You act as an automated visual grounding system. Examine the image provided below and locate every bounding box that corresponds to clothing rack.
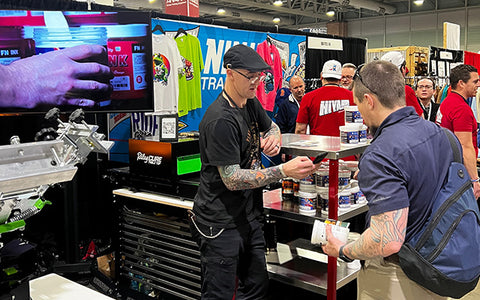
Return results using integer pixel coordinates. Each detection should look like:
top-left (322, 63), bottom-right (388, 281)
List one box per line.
top-left (405, 75), bottom-right (450, 88)
top-left (304, 78), bottom-right (321, 92)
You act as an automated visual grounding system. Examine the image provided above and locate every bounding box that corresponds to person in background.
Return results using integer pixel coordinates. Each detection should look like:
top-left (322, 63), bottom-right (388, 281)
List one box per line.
top-left (0, 44), bottom-right (113, 108)
top-left (190, 44), bottom-right (318, 300)
top-left (380, 51), bottom-right (424, 117)
top-left (341, 63), bottom-right (357, 90)
top-left (322, 60), bottom-right (453, 300)
top-left (436, 64), bottom-right (480, 199)
top-left (276, 75), bottom-right (305, 133)
top-left (295, 59), bottom-right (354, 136)
top-left (416, 77), bottom-right (439, 122)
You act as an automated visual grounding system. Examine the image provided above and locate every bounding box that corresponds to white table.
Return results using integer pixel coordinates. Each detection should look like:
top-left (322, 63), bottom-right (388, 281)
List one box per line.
top-left (30, 273), bottom-right (114, 300)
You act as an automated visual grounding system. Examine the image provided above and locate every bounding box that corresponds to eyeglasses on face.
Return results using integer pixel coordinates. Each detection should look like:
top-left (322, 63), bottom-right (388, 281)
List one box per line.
top-left (417, 85), bottom-right (433, 90)
top-left (231, 69), bottom-right (266, 84)
top-left (342, 75), bottom-right (354, 80)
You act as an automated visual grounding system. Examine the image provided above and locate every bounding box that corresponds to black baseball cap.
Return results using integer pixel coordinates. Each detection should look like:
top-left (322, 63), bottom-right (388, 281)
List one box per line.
top-left (223, 44), bottom-right (271, 72)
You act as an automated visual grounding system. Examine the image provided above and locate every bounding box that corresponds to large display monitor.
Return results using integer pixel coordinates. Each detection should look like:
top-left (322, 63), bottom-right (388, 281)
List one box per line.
top-left (0, 10), bottom-right (153, 114)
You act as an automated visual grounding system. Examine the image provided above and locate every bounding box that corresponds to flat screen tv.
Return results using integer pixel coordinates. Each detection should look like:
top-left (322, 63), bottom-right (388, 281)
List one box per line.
top-left (0, 10), bottom-right (153, 114)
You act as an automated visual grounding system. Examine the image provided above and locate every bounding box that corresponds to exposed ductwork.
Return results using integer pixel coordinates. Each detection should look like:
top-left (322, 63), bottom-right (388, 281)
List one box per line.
top-left (200, 3), bottom-right (297, 25)
top-left (330, 0), bottom-right (396, 15)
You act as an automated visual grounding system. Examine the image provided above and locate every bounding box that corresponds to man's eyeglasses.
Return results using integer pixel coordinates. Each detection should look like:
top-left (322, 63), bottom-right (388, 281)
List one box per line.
top-left (417, 85), bottom-right (433, 90)
top-left (232, 69), bottom-right (266, 84)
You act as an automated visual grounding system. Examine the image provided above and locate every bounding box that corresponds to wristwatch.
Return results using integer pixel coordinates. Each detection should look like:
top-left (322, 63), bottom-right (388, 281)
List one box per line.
top-left (339, 245), bottom-right (354, 263)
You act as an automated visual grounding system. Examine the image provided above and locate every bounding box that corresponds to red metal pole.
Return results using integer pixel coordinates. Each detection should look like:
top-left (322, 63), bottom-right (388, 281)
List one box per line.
top-left (327, 158), bottom-right (339, 300)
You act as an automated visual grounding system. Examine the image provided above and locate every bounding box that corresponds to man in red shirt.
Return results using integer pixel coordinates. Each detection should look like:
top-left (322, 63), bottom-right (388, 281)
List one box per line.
top-left (380, 51), bottom-right (424, 117)
top-left (437, 64), bottom-right (480, 198)
top-left (295, 60), bottom-right (354, 136)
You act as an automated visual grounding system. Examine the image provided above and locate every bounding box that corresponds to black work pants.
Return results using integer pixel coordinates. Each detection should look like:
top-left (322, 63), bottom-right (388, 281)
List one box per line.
top-left (190, 218), bottom-right (269, 300)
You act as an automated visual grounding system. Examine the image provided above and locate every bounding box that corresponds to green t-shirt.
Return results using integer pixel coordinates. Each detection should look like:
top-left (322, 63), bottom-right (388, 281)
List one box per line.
top-left (175, 34), bottom-right (204, 117)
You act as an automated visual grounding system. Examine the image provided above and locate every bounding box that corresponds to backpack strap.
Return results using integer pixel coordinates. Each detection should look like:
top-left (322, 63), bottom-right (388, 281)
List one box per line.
top-left (442, 128), bottom-right (462, 163)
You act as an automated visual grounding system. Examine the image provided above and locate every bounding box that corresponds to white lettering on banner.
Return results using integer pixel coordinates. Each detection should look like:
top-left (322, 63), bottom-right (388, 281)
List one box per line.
top-left (319, 100), bottom-right (350, 117)
top-left (203, 39), bottom-right (258, 75)
top-left (204, 39), bottom-right (224, 74)
top-left (131, 113), bottom-right (159, 136)
top-left (201, 77), bottom-right (224, 90)
top-left (137, 152), bottom-right (163, 165)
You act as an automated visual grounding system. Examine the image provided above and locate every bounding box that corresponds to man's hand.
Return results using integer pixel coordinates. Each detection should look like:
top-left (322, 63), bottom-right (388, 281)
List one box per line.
top-left (321, 224), bottom-right (345, 258)
top-left (261, 135), bottom-right (281, 157)
top-left (282, 156), bottom-right (318, 179)
top-left (2, 44), bottom-right (113, 108)
top-left (474, 181), bottom-right (480, 199)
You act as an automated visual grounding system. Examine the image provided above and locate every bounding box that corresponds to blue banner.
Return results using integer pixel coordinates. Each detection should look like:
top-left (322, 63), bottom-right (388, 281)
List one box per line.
top-left (152, 18), bottom-right (306, 132)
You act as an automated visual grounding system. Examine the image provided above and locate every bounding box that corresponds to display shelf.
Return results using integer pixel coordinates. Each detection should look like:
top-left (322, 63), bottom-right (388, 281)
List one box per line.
top-left (267, 238), bottom-right (360, 296)
top-left (263, 188), bottom-right (368, 223)
top-left (279, 133), bottom-right (368, 300)
top-left (280, 133), bottom-right (369, 160)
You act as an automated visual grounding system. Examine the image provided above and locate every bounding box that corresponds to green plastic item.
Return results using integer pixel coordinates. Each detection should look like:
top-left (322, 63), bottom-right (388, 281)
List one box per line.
top-left (177, 154), bottom-right (201, 175)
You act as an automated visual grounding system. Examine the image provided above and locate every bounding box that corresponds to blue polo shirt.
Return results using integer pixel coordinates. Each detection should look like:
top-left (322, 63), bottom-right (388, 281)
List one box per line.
top-left (358, 106), bottom-right (458, 240)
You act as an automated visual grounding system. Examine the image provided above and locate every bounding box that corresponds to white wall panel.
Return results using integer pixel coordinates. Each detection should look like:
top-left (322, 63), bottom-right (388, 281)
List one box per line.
top-left (386, 15), bottom-right (410, 33)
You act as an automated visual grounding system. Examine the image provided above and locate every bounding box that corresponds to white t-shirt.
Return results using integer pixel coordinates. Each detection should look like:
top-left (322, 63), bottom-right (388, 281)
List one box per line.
top-left (152, 34), bottom-right (184, 114)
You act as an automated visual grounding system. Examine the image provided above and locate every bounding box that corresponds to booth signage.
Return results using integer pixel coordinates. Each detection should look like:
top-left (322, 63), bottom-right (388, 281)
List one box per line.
top-left (165, 0), bottom-right (199, 17)
top-left (308, 36), bottom-right (343, 51)
top-left (439, 51), bottom-right (453, 60)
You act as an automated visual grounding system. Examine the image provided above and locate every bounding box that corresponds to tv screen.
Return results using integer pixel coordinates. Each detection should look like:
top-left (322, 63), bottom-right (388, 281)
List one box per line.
top-left (0, 10), bottom-right (153, 114)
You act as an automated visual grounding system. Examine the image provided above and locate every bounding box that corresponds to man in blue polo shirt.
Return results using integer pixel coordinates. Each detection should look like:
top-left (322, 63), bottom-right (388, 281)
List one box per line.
top-left (322, 60), bottom-right (456, 299)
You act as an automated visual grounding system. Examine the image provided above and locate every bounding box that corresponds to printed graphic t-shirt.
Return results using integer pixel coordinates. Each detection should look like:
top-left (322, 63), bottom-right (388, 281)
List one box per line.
top-left (194, 95), bottom-right (272, 227)
top-left (175, 34), bottom-right (204, 117)
top-left (152, 34), bottom-right (184, 114)
top-left (256, 40), bottom-right (283, 112)
top-left (296, 86), bottom-right (354, 136)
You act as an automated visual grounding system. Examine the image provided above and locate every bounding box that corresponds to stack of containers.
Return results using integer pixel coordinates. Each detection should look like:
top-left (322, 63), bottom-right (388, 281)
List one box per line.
top-left (298, 174), bottom-right (317, 215)
top-left (341, 106), bottom-right (365, 146)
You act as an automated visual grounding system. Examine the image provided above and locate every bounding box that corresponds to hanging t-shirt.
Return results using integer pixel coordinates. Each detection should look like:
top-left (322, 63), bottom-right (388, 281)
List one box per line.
top-left (296, 85), bottom-right (354, 136)
top-left (256, 40), bottom-right (283, 112)
top-left (152, 33), bottom-right (184, 114)
top-left (175, 34), bottom-right (204, 117)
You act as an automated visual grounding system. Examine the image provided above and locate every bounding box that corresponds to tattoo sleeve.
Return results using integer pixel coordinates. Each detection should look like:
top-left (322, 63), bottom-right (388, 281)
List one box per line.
top-left (218, 164), bottom-right (284, 190)
top-left (263, 121), bottom-right (281, 140)
top-left (344, 207), bottom-right (408, 260)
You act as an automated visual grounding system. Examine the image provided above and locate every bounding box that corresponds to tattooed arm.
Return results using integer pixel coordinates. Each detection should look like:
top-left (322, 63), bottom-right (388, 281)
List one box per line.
top-left (322, 207), bottom-right (408, 259)
top-left (261, 122), bottom-right (281, 157)
top-left (218, 164), bottom-right (284, 190)
top-left (218, 156), bottom-right (318, 190)
top-left (262, 121), bottom-right (281, 140)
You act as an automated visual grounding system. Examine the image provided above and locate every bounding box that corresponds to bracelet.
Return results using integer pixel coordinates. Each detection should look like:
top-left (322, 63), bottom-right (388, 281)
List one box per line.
top-left (472, 178), bottom-right (480, 183)
top-left (339, 245), bottom-right (354, 263)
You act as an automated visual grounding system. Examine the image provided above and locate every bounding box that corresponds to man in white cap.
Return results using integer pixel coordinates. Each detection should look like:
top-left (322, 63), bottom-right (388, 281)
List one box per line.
top-left (190, 44), bottom-right (318, 299)
top-left (295, 59), bottom-right (355, 136)
top-left (380, 51), bottom-right (424, 117)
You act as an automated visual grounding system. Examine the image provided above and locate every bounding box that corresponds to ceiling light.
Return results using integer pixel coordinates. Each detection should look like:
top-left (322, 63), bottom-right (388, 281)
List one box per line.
top-left (273, 0), bottom-right (283, 6)
top-left (273, 17), bottom-right (281, 23)
top-left (148, 0), bottom-right (156, 3)
top-left (217, 7), bottom-right (226, 15)
top-left (326, 10), bottom-right (335, 17)
top-left (413, 0), bottom-right (424, 5)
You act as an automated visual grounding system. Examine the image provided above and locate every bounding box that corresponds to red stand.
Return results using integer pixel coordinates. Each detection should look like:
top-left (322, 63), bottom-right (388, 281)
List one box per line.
top-left (327, 159), bottom-right (339, 300)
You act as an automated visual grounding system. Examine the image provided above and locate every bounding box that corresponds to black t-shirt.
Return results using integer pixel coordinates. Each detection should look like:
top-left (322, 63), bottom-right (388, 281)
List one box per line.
top-left (193, 93), bottom-right (272, 228)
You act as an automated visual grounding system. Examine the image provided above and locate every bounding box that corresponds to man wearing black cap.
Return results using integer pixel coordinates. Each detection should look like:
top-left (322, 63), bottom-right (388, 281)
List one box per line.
top-left (189, 44), bottom-right (317, 299)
